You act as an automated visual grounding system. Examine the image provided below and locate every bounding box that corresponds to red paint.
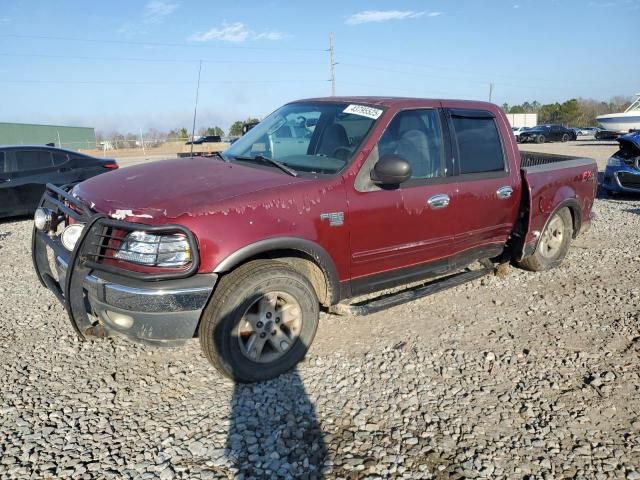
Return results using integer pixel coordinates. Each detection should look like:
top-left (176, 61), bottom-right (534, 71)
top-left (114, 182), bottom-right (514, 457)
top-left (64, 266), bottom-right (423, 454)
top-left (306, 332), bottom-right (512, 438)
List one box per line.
top-left (72, 97), bottom-right (597, 284)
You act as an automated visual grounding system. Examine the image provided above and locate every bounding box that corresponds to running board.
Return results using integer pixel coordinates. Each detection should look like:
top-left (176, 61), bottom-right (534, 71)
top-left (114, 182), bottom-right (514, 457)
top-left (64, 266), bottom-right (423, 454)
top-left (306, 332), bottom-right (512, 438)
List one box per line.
top-left (329, 266), bottom-right (493, 316)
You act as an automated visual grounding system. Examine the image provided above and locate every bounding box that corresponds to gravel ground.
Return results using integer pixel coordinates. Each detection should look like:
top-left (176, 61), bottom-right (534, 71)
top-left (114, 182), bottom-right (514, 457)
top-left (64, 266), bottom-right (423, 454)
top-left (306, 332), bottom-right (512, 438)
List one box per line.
top-left (1, 143), bottom-right (639, 479)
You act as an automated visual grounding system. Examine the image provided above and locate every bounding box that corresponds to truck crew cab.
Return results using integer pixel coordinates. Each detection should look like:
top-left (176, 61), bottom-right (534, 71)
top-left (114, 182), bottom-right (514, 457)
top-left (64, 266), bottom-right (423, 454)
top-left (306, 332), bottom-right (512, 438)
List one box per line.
top-left (32, 97), bottom-right (597, 383)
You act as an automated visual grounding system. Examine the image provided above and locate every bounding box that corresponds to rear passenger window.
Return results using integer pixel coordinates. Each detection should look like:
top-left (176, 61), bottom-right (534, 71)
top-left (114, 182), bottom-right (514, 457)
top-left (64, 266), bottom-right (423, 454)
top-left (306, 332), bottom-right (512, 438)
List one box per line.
top-left (15, 150), bottom-right (54, 171)
top-left (450, 112), bottom-right (505, 175)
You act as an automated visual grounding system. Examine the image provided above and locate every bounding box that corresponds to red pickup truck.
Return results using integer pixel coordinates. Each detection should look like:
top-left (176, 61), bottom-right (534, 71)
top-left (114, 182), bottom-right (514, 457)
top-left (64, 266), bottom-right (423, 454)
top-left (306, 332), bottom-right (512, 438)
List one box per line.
top-left (32, 97), bottom-right (597, 382)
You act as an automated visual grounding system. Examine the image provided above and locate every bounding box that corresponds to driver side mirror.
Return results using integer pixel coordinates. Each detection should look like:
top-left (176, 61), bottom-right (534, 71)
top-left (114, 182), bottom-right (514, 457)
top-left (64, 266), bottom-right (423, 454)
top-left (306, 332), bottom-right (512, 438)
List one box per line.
top-left (371, 155), bottom-right (412, 185)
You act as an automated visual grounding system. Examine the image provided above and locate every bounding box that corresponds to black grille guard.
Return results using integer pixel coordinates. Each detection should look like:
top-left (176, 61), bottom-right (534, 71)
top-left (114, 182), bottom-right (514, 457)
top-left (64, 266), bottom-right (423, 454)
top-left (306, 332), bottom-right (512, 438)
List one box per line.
top-left (32, 183), bottom-right (200, 339)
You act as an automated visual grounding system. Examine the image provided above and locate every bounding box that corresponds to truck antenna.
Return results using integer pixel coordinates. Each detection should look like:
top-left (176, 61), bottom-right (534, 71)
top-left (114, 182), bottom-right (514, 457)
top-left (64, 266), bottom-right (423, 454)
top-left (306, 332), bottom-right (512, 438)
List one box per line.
top-left (190, 60), bottom-right (203, 157)
top-left (328, 33), bottom-right (336, 96)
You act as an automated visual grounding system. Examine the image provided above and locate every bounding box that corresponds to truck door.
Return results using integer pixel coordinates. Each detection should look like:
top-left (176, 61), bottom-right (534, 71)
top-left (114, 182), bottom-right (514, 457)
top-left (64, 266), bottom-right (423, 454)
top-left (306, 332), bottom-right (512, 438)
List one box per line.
top-left (346, 107), bottom-right (458, 294)
top-left (443, 107), bottom-right (520, 264)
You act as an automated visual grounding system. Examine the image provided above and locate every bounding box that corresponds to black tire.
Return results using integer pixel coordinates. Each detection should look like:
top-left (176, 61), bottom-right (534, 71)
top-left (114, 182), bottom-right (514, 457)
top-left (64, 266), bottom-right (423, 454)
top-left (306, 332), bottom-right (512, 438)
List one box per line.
top-left (199, 260), bottom-right (319, 383)
top-left (517, 207), bottom-right (573, 272)
top-left (536, 135), bottom-right (545, 144)
top-left (561, 134), bottom-right (569, 142)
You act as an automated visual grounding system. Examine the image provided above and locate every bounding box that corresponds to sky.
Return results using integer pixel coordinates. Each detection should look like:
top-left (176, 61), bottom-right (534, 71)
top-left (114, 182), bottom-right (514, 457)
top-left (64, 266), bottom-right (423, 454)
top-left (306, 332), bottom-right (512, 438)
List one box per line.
top-left (1, 0), bottom-right (638, 135)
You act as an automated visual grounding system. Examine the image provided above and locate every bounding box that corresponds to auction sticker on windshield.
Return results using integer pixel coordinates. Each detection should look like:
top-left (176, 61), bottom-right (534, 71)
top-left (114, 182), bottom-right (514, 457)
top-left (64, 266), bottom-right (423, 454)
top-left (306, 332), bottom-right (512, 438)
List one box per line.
top-left (343, 104), bottom-right (383, 120)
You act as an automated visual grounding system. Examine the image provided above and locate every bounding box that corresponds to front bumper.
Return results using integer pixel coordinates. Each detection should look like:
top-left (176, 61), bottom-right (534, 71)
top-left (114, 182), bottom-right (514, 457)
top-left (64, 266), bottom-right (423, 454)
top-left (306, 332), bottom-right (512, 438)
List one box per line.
top-left (602, 165), bottom-right (640, 194)
top-left (32, 184), bottom-right (216, 346)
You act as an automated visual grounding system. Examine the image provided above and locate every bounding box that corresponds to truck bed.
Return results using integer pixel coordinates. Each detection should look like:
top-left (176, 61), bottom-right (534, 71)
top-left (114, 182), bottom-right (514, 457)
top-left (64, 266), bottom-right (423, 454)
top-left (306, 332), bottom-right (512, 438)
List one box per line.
top-left (520, 151), bottom-right (584, 168)
top-left (518, 151), bottom-right (597, 259)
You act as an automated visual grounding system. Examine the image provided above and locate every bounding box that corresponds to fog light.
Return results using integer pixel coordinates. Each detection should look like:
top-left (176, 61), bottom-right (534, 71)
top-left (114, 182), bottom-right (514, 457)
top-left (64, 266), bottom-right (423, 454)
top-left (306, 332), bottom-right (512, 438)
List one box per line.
top-left (61, 224), bottom-right (85, 251)
top-left (34, 208), bottom-right (52, 231)
top-left (106, 311), bottom-right (134, 329)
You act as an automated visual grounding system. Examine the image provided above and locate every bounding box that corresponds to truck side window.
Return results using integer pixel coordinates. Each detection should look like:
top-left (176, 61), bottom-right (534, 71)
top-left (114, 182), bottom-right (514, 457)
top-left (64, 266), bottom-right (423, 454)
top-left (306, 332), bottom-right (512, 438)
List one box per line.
top-left (451, 114), bottom-right (505, 174)
top-left (377, 109), bottom-right (445, 179)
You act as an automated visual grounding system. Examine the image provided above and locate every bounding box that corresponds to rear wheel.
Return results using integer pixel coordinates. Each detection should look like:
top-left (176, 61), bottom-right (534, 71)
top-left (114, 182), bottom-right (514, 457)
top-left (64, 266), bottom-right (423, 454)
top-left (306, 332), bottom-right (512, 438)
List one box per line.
top-left (517, 207), bottom-right (573, 271)
top-left (536, 135), bottom-right (546, 144)
top-left (199, 260), bottom-right (319, 383)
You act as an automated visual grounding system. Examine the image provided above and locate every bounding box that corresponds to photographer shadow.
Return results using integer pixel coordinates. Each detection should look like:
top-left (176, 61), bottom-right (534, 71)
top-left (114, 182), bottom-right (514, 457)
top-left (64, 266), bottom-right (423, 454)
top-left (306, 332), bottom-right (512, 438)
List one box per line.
top-left (225, 369), bottom-right (327, 479)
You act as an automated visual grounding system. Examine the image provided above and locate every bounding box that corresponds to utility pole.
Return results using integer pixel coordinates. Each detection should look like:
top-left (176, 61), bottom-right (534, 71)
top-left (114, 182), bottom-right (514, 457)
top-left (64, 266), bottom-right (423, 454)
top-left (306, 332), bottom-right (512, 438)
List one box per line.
top-left (489, 82), bottom-right (494, 103)
top-left (328, 33), bottom-right (336, 96)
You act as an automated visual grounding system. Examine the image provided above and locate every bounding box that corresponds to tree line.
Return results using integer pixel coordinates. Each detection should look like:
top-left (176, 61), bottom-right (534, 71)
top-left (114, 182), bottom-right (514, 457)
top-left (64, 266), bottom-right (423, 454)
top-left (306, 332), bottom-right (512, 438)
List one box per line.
top-left (501, 96), bottom-right (633, 127)
top-left (97, 117), bottom-right (261, 149)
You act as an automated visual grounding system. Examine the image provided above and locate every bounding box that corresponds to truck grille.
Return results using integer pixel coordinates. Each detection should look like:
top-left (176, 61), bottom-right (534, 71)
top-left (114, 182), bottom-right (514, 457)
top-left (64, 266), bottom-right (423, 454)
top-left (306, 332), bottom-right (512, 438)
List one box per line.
top-left (38, 184), bottom-right (199, 280)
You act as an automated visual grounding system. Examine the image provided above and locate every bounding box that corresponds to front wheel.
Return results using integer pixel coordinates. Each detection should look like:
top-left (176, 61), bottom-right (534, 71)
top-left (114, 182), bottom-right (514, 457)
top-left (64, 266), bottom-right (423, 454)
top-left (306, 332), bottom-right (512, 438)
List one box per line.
top-left (517, 207), bottom-right (573, 271)
top-left (199, 260), bottom-right (319, 383)
top-left (561, 134), bottom-right (569, 142)
top-left (536, 135), bottom-right (546, 144)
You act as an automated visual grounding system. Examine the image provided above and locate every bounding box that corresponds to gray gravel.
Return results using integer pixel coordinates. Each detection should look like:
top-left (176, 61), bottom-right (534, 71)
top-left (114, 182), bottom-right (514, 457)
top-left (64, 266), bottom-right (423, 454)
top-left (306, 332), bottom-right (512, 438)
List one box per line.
top-left (1, 193), bottom-right (640, 479)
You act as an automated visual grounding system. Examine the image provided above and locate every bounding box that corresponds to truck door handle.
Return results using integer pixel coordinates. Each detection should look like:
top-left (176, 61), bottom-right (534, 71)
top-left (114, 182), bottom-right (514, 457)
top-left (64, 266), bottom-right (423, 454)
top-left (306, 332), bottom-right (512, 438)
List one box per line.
top-left (496, 186), bottom-right (513, 199)
top-left (427, 194), bottom-right (450, 209)
top-left (0, 178), bottom-right (8, 184)
top-left (58, 167), bottom-right (72, 172)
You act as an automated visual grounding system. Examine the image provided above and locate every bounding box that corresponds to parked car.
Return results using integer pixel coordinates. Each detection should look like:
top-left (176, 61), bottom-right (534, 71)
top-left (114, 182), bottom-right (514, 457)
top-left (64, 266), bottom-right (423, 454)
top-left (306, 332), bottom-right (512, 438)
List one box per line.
top-left (519, 125), bottom-right (578, 143)
top-left (601, 131), bottom-right (640, 195)
top-left (185, 135), bottom-right (222, 145)
top-left (572, 127), bottom-right (590, 136)
top-left (32, 97), bottom-right (597, 382)
top-left (594, 128), bottom-right (619, 140)
top-left (0, 145), bottom-right (117, 219)
top-left (512, 126), bottom-right (530, 142)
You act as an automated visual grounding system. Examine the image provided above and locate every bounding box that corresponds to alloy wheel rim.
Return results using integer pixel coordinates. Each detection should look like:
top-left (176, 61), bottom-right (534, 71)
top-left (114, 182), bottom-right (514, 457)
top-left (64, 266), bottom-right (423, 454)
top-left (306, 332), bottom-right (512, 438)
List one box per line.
top-left (539, 216), bottom-right (565, 258)
top-left (237, 291), bottom-right (302, 363)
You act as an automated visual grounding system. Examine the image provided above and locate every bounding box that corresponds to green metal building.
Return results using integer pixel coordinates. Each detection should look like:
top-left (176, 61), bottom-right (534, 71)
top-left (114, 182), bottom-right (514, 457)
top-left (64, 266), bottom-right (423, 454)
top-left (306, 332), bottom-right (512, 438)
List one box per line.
top-left (0, 122), bottom-right (96, 151)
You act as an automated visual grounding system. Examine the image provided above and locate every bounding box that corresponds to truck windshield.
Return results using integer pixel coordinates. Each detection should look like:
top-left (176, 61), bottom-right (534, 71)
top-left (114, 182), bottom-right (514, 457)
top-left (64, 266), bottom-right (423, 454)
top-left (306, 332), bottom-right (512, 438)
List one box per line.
top-left (224, 102), bottom-right (381, 174)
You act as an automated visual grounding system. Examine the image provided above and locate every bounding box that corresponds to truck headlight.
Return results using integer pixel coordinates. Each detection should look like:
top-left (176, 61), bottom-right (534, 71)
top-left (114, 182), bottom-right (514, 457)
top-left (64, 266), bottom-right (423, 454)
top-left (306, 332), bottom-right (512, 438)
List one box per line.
top-left (115, 231), bottom-right (192, 267)
top-left (606, 156), bottom-right (623, 167)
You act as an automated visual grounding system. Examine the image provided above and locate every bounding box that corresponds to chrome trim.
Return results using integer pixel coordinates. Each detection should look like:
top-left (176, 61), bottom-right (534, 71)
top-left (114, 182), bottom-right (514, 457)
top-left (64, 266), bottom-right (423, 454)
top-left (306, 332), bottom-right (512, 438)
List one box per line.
top-left (427, 193), bottom-right (450, 209)
top-left (496, 186), bottom-right (513, 199)
top-left (55, 255), bottom-right (214, 313)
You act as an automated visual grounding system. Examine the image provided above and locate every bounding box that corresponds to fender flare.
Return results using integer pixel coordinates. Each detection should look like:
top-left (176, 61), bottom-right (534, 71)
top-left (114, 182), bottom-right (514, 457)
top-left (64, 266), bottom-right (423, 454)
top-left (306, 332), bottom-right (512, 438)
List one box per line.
top-left (522, 198), bottom-right (582, 260)
top-left (213, 237), bottom-right (341, 305)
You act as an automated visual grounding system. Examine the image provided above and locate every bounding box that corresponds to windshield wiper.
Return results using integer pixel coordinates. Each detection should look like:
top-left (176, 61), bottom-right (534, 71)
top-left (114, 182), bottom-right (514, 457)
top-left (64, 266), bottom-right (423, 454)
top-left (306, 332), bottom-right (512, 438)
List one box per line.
top-left (233, 154), bottom-right (298, 177)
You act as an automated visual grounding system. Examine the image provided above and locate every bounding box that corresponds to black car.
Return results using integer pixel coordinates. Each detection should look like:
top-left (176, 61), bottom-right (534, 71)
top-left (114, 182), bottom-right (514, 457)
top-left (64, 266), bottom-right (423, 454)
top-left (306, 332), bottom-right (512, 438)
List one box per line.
top-left (518, 125), bottom-right (577, 144)
top-left (0, 145), bottom-right (118, 218)
top-left (185, 135), bottom-right (222, 145)
top-left (594, 128), bottom-right (619, 140)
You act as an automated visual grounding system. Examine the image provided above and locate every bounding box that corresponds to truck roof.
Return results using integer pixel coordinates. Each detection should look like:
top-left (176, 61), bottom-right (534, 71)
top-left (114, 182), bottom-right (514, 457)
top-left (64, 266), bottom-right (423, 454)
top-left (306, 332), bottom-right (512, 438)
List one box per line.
top-left (294, 96), bottom-right (499, 110)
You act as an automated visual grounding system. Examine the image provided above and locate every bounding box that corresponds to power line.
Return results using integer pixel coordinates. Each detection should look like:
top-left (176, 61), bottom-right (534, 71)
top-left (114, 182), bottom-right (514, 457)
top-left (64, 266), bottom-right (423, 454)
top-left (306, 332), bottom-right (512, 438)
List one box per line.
top-left (339, 63), bottom-right (583, 92)
top-left (0, 52), bottom-right (324, 65)
top-left (0, 79), bottom-right (328, 85)
top-left (338, 51), bottom-right (605, 87)
top-left (0, 34), bottom-right (325, 52)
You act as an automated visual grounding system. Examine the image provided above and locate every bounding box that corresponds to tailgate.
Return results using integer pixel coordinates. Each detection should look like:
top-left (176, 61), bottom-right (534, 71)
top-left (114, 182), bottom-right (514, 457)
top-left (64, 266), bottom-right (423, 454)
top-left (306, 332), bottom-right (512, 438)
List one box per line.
top-left (519, 156), bottom-right (597, 259)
